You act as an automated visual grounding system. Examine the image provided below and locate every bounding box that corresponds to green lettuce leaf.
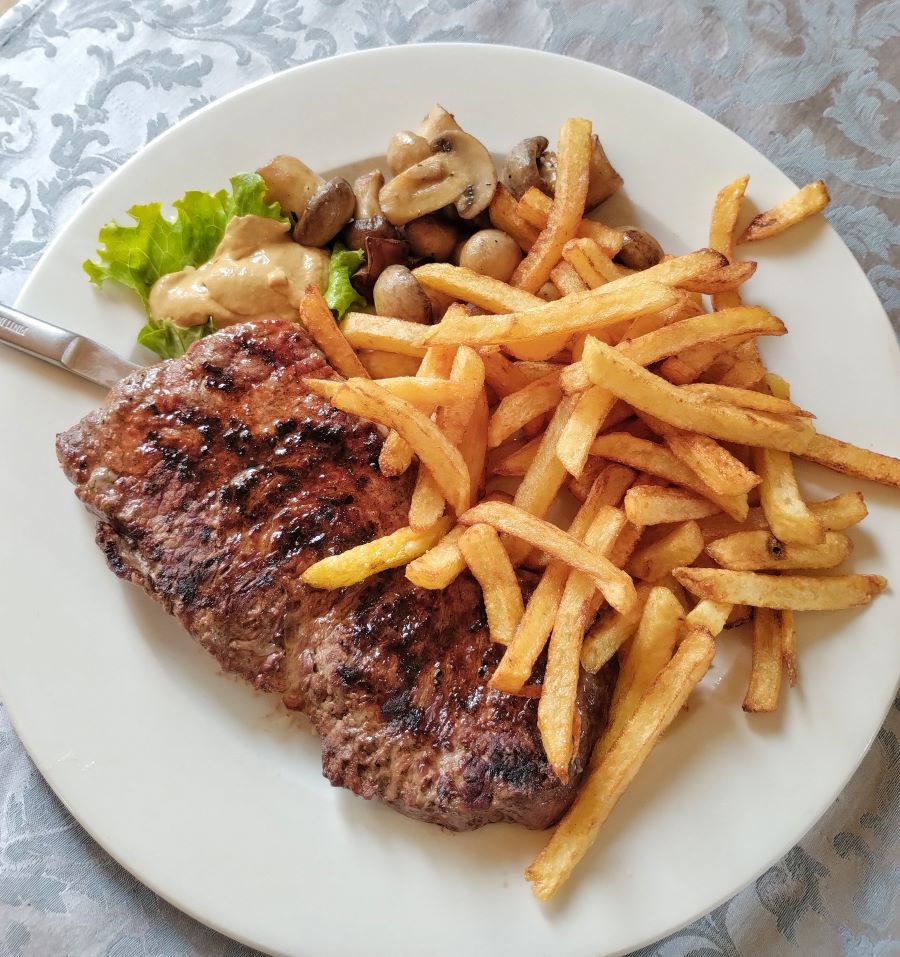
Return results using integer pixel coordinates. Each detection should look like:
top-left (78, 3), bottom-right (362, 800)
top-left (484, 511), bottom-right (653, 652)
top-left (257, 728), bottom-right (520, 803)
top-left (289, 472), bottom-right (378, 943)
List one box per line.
top-left (324, 243), bottom-right (367, 319)
top-left (136, 317), bottom-right (216, 360)
top-left (84, 172), bottom-right (286, 309)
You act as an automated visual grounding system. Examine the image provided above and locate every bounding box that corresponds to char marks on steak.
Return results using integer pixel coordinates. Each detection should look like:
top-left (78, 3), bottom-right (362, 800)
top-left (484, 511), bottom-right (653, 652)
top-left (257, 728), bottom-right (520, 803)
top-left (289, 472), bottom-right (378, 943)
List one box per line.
top-left (57, 319), bottom-right (612, 830)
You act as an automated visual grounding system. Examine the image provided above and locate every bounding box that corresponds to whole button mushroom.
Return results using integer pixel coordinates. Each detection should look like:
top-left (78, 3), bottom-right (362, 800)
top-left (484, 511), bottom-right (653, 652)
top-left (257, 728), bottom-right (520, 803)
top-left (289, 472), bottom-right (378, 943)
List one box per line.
top-left (373, 265), bottom-right (433, 324)
top-left (458, 229), bottom-right (523, 282)
top-left (500, 136), bottom-right (551, 200)
top-left (615, 226), bottom-right (664, 271)
top-left (404, 214), bottom-right (460, 261)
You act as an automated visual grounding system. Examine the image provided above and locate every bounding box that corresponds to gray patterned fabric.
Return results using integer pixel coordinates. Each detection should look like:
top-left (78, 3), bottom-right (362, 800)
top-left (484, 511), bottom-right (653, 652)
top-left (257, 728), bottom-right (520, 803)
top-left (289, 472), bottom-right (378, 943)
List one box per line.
top-left (0, 2), bottom-right (897, 955)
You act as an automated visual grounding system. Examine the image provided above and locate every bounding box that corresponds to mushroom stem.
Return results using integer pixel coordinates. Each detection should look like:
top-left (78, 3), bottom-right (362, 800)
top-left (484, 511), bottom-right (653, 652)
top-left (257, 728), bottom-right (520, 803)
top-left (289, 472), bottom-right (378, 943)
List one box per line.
top-left (353, 170), bottom-right (385, 219)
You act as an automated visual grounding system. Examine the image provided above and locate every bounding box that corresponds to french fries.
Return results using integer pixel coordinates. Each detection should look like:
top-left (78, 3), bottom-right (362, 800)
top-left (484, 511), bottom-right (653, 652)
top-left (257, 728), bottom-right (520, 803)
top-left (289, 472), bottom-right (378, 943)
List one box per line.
top-left (706, 530), bottom-right (852, 571)
top-left (340, 313), bottom-right (430, 356)
top-left (516, 186), bottom-right (624, 256)
top-left (289, 113), bottom-right (896, 902)
top-left (593, 585), bottom-right (684, 763)
top-left (581, 338), bottom-right (815, 453)
top-left (459, 524), bottom-right (524, 645)
top-left (738, 180), bottom-right (830, 244)
top-left (743, 608), bottom-right (783, 712)
top-left (308, 377), bottom-right (470, 514)
top-left (673, 567), bottom-right (887, 610)
top-left (627, 520), bottom-right (704, 582)
top-left (302, 518), bottom-right (451, 589)
top-left (299, 285), bottom-right (370, 379)
top-left (527, 625), bottom-right (716, 900)
top-left (459, 501), bottom-right (637, 614)
top-left (798, 433), bottom-right (900, 489)
top-left (624, 486), bottom-right (721, 525)
top-left (539, 505), bottom-right (627, 778)
top-left (511, 117), bottom-right (593, 294)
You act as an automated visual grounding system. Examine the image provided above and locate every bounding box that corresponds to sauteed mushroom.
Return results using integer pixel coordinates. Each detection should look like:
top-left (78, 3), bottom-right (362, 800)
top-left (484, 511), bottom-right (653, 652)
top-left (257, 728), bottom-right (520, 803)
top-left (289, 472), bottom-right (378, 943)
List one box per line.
top-left (615, 226), bottom-right (664, 270)
top-left (373, 265), bottom-right (433, 324)
top-left (342, 170), bottom-right (400, 250)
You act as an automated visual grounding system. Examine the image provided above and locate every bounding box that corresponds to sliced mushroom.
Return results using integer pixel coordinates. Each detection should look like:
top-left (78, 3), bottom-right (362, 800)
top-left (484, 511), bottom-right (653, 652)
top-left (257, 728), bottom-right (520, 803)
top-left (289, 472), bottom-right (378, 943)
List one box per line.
top-left (417, 104), bottom-right (462, 139)
top-left (350, 236), bottom-right (409, 300)
top-left (292, 177), bottom-right (355, 247)
top-left (373, 265), bottom-right (432, 324)
top-left (342, 170), bottom-right (400, 250)
top-left (380, 130), bottom-right (497, 226)
top-left (501, 136), bottom-right (551, 200)
top-left (404, 214), bottom-right (460, 261)
top-left (614, 226), bottom-right (664, 271)
top-left (386, 131), bottom-right (432, 176)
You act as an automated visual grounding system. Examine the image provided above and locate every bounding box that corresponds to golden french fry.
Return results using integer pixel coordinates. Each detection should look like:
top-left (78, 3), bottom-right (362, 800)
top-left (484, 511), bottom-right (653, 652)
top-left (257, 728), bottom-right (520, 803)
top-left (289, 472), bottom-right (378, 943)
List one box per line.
top-left (379, 343), bottom-right (457, 477)
top-left (556, 386), bottom-right (617, 477)
top-left (526, 625), bottom-right (715, 900)
top-left (743, 608), bottom-right (783, 712)
top-left (798, 433), bottom-right (900, 489)
top-left (752, 446), bottom-right (825, 545)
top-left (409, 346), bottom-right (487, 527)
top-left (594, 585), bottom-right (684, 762)
top-left (508, 394), bottom-right (579, 560)
top-left (624, 486), bottom-right (721, 525)
top-left (423, 282), bottom-right (678, 347)
top-left (414, 262), bottom-right (544, 313)
top-left (357, 350), bottom-right (422, 379)
top-left (488, 370), bottom-right (563, 447)
top-left (709, 175), bottom-right (749, 260)
top-left (590, 432), bottom-right (749, 520)
top-left (712, 339), bottom-right (767, 390)
top-left (341, 313), bottom-right (430, 356)
top-left (627, 520), bottom-right (704, 582)
top-left (673, 567), bottom-right (887, 610)
top-left (560, 307), bottom-right (786, 395)
top-left (582, 338), bottom-right (814, 453)
top-left (405, 525), bottom-right (467, 590)
top-left (550, 260), bottom-right (590, 296)
top-left (539, 505), bottom-right (627, 778)
top-left (640, 413), bottom-right (761, 497)
top-left (490, 183), bottom-right (540, 251)
top-left (706, 529), bottom-right (852, 571)
top-left (782, 609), bottom-right (798, 687)
top-left (460, 389), bottom-right (489, 500)
top-left (303, 517), bottom-right (452, 589)
top-left (562, 237), bottom-right (626, 287)
top-left (299, 284), bottom-right (370, 379)
top-left (459, 523), bottom-right (524, 645)
top-left (490, 435), bottom-right (541, 476)
top-left (659, 332), bottom-right (759, 385)
top-left (738, 180), bottom-right (830, 244)
top-left (580, 581), bottom-right (656, 673)
top-left (684, 598), bottom-right (733, 636)
top-left (516, 186), bottom-right (624, 256)
top-left (678, 259), bottom-right (756, 294)
top-left (460, 501), bottom-right (637, 614)
top-left (697, 492), bottom-right (868, 543)
top-left (491, 465), bottom-right (635, 692)
top-left (511, 119), bottom-right (593, 294)
top-left (709, 176), bottom-right (750, 309)
top-left (682, 382), bottom-right (810, 416)
top-left (309, 378), bottom-right (471, 515)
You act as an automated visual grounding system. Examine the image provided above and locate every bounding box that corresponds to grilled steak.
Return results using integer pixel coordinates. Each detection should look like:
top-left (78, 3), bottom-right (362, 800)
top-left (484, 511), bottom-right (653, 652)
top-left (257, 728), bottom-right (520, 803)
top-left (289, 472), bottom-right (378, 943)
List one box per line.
top-left (57, 319), bottom-right (612, 830)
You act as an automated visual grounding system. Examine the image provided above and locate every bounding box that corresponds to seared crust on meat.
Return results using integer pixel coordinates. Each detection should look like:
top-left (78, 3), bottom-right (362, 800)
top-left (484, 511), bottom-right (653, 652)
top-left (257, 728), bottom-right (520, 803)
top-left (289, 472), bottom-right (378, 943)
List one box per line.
top-left (57, 319), bottom-right (612, 829)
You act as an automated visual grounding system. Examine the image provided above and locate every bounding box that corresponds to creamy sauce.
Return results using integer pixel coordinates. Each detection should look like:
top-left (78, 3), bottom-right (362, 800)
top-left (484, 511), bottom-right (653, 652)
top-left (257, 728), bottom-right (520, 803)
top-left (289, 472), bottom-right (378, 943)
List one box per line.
top-left (149, 215), bottom-right (330, 328)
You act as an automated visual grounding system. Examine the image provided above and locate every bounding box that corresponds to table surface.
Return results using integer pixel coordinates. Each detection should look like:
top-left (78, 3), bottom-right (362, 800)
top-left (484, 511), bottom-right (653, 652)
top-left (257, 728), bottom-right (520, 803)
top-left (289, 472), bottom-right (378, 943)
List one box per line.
top-left (0, 2), bottom-right (897, 955)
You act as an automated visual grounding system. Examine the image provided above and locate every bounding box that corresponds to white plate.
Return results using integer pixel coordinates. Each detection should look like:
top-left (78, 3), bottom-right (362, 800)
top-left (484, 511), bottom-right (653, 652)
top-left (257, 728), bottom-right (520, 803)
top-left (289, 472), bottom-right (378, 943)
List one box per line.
top-left (2, 44), bottom-right (899, 957)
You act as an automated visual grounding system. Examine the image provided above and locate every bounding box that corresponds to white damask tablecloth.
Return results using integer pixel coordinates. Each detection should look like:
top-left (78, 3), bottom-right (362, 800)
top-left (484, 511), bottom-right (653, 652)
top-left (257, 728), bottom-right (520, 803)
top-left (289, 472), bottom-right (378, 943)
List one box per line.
top-left (0, 2), bottom-right (897, 955)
